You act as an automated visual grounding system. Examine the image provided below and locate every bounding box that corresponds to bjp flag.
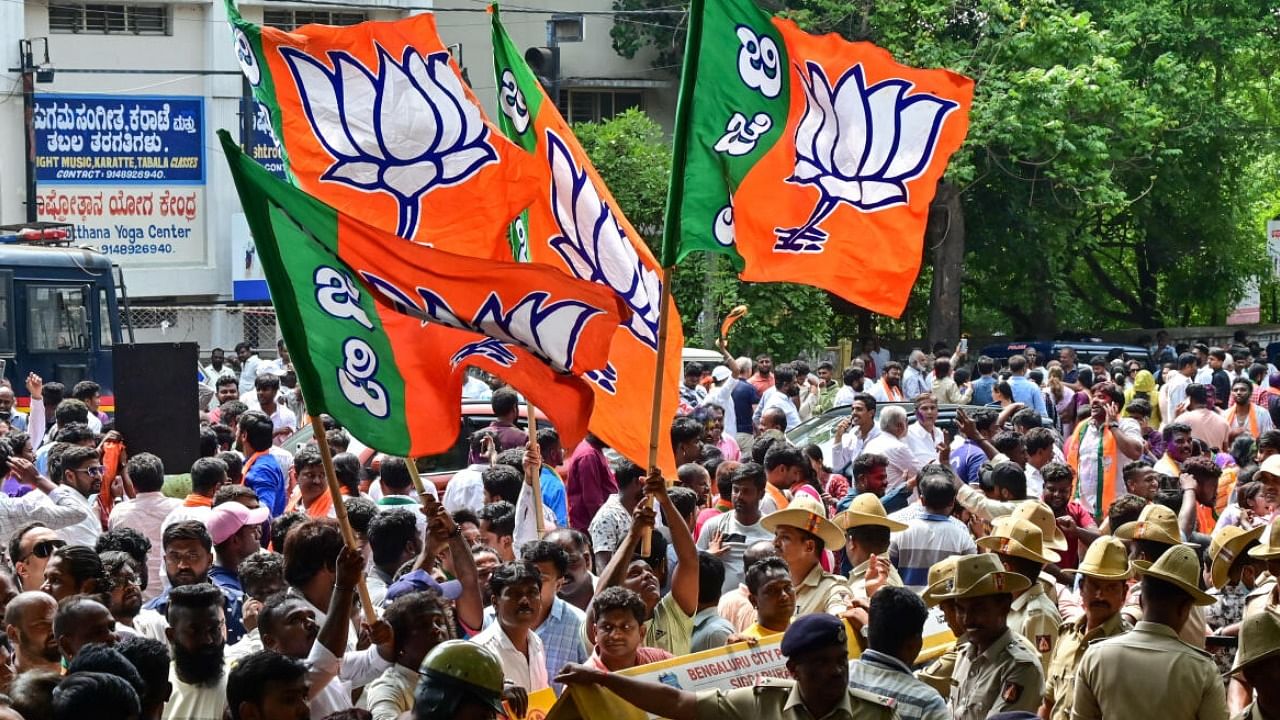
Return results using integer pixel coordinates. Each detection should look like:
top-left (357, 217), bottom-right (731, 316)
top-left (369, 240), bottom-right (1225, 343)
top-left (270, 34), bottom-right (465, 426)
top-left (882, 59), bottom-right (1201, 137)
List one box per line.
top-left (227, 2), bottom-right (542, 255)
top-left (491, 7), bottom-right (683, 476)
top-left (662, 0), bottom-right (974, 316)
top-left (221, 132), bottom-right (628, 456)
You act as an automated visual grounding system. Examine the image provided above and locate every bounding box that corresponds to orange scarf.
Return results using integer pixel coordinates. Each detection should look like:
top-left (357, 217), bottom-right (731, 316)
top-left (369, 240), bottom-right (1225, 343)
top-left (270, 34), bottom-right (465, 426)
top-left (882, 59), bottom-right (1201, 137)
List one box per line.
top-left (183, 494), bottom-right (213, 508)
top-left (241, 450), bottom-right (268, 479)
top-left (288, 489), bottom-right (333, 518)
top-left (765, 482), bottom-right (790, 511)
top-left (1066, 420), bottom-right (1119, 523)
top-left (877, 381), bottom-right (903, 401)
top-left (1229, 404), bottom-right (1260, 439)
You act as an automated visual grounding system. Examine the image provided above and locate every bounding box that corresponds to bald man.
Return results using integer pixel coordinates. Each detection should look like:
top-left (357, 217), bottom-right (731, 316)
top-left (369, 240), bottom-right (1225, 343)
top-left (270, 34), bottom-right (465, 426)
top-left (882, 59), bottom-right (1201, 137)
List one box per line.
top-left (3, 592), bottom-right (60, 675)
top-left (54, 597), bottom-right (117, 663)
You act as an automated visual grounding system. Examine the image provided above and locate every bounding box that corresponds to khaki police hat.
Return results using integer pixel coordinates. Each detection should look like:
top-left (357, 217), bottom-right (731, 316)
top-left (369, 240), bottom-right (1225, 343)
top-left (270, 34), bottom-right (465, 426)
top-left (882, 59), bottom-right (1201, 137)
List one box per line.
top-left (1011, 500), bottom-right (1069, 552)
top-left (1247, 515), bottom-right (1280, 561)
top-left (1227, 611), bottom-right (1280, 676)
top-left (1208, 524), bottom-right (1265, 590)
top-left (833, 493), bottom-right (908, 532)
top-left (1132, 544), bottom-right (1216, 606)
top-left (921, 556), bottom-right (962, 607)
top-left (929, 553), bottom-right (1031, 601)
top-left (761, 494), bottom-right (846, 550)
top-left (1254, 454), bottom-right (1280, 484)
top-left (976, 517), bottom-right (1061, 565)
top-left (1114, 503), bottom-right (1184, 547)
top-left (1063, 536), bottom-right (1132, 581)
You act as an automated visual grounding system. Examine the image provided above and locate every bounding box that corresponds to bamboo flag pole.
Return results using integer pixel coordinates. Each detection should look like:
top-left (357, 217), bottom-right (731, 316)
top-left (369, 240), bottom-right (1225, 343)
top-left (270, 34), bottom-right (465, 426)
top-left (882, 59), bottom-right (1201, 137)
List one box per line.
top-left (641, 267), bottom-right (675, 556)
top-left (405, 459), bottom-right (434, 513)
top-left (310, 416), bottom-right (378, 625)
top-left (526, 402), bottom-right (546, 537)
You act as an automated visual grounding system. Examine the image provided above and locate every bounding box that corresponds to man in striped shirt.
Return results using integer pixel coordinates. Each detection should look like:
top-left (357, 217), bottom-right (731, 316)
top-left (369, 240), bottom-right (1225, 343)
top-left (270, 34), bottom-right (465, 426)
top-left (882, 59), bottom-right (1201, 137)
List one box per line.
top-left (847, 586), bottom-right (950, 720)
top-left (888, 465), bottom-right (977, 592)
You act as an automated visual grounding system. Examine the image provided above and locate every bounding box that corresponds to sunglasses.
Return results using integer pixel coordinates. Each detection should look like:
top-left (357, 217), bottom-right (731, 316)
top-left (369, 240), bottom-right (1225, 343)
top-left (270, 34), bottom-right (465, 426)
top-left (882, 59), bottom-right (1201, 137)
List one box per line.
top-left (26, 539), bottom-right (65, 561)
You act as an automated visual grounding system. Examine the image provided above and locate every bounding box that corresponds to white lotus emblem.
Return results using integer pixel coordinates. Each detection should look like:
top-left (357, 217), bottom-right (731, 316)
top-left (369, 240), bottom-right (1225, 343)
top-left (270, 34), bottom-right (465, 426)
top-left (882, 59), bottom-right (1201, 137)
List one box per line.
top-left (776, 62), bottom-right (959, 252)
top-left (280, 45), bottom-right (498, 240)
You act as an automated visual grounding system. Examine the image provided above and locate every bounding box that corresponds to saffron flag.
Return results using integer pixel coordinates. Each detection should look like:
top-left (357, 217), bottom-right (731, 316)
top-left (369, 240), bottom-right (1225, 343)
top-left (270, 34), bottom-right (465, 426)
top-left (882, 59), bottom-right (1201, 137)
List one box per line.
top-left (491, 8), bottom-right (684, 476)
top-left (227, 4), bottom-right (541, 254)
top-left (662, 0), bottom-right (974, 316)
top-left (219, 131), bottom-right (628, 457)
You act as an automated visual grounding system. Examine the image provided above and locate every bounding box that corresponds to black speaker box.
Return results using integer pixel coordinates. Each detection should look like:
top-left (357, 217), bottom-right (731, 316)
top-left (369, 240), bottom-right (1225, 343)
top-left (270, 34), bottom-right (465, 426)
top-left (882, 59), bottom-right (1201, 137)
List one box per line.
top-left (112, 343), bottom-right (200, 473)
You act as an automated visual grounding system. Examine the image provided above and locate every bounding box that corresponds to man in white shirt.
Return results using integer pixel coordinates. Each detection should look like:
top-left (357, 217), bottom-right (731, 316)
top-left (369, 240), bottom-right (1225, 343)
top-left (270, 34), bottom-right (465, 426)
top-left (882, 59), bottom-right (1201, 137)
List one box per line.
top-left (905, 394), bottom-right (945, 468)
top-left (860, 406), bottom-right (918, 494)
top-left (443, 429), bottom-right (494, 515)
top-left (235, 342), bottom-right (262, 396)
top-left (696, 463), bottom-right (776, 593)
top-left (901, 350), bottom-right (931, 399)
top-left (241, 373), bottom-right (297, 438)
top-left (53, 444), bottom-right (105, 547)
top-left (832, 393), bottom-right (882, 474)
top-left (108, 452), bottom-right (180, 601)
top-left (163, 583), bottom-right (231, 720)
top-left (1159, 353), bottom-right (1198, 428)
top-left (202, 347), bottom-right (237, 384)
top-left (471, 562), bottom-right (550, 693)
top-left (701, 364), bottom-right (739, 438)
top-left (753, 365), bottom-right (801, 431)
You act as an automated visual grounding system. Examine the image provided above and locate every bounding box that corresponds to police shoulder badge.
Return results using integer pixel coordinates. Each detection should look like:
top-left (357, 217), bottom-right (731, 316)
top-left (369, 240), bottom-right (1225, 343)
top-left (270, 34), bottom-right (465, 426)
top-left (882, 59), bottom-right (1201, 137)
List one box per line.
top-left (1001, 681), bottom-right (1023, 704)
top-left (1036, 635), bottom-right (1052, 653)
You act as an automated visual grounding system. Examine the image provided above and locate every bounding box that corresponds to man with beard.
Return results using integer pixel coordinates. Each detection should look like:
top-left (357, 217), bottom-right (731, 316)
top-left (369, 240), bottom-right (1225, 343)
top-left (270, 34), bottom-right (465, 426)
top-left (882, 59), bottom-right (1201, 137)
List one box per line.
top-left (870, 361), bottom-right (906, 403)
top-left (206, 501), bottom-right (269, 595)
top-left (556, 613), bottom-right (896, 720)
top-left (143, 521), bottom-right (246, 644)
top-left (164, 583), bottom-right (231, 720)
top-left (1039, 537), bottom-right (1132, 720)
top-left (54, 597), bottom-right (117, 663)
top-left (1065, 382), bottom-right (1145, 523)
top-left (3, 591), bottom-right (60, 676)
top-left (52, 444), bottom-right (107, 547)
top-left (546, 528), bottom-right (595, 611)
top-left (697, 463), bottom-right (774, 594)
top-left (100, 551), bottom-right (144, 635)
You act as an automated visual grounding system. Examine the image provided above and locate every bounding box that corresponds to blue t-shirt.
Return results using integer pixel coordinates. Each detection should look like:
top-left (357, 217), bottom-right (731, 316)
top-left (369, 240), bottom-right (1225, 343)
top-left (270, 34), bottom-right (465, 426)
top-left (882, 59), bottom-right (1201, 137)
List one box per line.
top-left (540, 466), bottom-right (569, 527)
top-left (729, 381), bottom-right (759, 435)
top-left (245, 452), bottom-right (287, 517)
top-left (970, 375), bottom-right (996, 406)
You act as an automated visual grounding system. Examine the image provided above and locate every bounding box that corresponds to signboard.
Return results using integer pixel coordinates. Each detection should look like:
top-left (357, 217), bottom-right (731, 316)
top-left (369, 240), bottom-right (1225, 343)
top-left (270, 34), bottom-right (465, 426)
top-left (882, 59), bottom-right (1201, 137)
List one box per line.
top-left (549, 612), bottom-right (954, 720)
top-left (247, 102), bottom-right (286, 179)
top-left (231, 212), bottom-right (269, 301)
top-left (33, 94), bottom-right (206, 268)
top-left (1269, 220), bottom-right (1280, 279)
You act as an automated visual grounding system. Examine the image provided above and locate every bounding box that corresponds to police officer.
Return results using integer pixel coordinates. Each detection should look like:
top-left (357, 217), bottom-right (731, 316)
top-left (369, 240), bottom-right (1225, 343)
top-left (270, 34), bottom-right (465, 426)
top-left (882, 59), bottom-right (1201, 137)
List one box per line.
top-left (415, 640), bottom-right (510, 720)
top-left (1228, 611), bottom-right (1280, 720)
top-left (555, 613), bottom-right (898, 720)
top-left (929, 553), bottom-right (1043, 720)
top-left (761, 494), bottom-right (854, 615)
top-left (977, 517), bottom-right (1061, 669)
top-left (1071, 545), bottom-right (1228, 719)
top-left (835, 493), bottom-right (907, 599)
top-left (1039, 536), bottom-right (1131, 720)
top-left (916, 556), bottom-right (964, 697)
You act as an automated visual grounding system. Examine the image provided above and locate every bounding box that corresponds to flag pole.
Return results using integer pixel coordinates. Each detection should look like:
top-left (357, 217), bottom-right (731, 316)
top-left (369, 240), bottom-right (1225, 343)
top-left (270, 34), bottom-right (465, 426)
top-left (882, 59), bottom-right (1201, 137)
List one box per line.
top-left (526, 402), bottom-right (546, 537)
top-left (641, 266), bottom-right (675, 556)
top-left (310, 416), bottom-right (378, 625)
top-left (405, 460), bottom-right (434, 513)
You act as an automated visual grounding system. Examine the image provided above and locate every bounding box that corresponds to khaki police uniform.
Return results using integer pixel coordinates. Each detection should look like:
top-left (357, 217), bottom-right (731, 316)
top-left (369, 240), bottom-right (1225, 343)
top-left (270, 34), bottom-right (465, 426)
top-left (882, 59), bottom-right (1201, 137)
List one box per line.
top-left (915, 643), bottom-right (959, 697)
top-left (948, 627), bottom-right (1043, 720)
top-left (695, 677), bottom-right (899, 720)
top-left (1070, 620), bottom-right (1227, 719)
top-left (1008, 581), bottom-right (1060, 669)
top-left (1242, 577), bottom-right (1277, 620)
top-left (1042, 611), bottom-right (1128, 720)
top-left (1231, 703), bottom-right (1265, 720)
top-left (848, 558), bottom-right (904, 600)
top-left (794, 562), bottom-right (855, 616)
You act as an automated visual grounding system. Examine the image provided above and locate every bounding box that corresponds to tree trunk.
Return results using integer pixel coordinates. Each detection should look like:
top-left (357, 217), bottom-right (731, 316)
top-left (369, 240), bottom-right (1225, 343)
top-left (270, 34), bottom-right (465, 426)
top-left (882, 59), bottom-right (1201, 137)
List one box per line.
top-left (926, 182), bottom-right (965, 348)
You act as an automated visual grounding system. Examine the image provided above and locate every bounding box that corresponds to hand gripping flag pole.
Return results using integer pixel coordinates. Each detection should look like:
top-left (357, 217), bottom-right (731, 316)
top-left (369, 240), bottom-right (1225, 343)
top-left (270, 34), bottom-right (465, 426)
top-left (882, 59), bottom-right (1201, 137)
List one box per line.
top-left (311, 415), bottom-right (378, 625)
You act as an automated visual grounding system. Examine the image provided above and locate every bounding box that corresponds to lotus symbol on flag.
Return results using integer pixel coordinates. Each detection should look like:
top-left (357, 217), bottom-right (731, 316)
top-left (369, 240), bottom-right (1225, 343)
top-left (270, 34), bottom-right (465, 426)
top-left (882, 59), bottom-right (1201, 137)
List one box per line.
top-left (281, 45), bottom-right (498, 240)
top-left (776, 62), bottom-right (959, 253)
top-left (546, 131), bottom-right (661, 351)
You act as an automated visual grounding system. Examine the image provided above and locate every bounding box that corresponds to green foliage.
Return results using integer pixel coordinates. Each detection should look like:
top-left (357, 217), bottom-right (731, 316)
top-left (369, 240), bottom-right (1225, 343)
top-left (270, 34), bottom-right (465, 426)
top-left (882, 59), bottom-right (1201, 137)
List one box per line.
top-left (612, 0), bottom-right (1280, 338)
top-left (575, 110), bottom-right (835, 358)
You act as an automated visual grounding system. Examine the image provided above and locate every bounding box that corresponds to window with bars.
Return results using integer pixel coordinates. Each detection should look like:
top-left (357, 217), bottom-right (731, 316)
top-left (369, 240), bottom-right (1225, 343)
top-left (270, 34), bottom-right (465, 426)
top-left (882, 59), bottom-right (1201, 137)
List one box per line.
top-left (556, 89), bottom-right (643, 124)
top-left (48, 3), bottom-right (170, 34)
top-left (262, 8), bottom-right (367, 30)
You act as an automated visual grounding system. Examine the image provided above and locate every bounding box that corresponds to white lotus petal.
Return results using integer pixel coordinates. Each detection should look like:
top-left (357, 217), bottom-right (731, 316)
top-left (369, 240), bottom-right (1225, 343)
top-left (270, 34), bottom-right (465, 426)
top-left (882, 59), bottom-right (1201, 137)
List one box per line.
top-left (830, 66), bottom-right (870, 179)
top-left (379, 51), bottom-right (436, 160)
top-left (882, 97), bottom-right (952, 180)
top-left (819, 176), bottom-right (862, 202)
top-left (282, 51), bottom-right (359, 158)
top-left (791, 158), bottom-right (824, 181)
top-left (858, 82), bottom-right (906, 177)
top-left (439, 145), bottom-right (494, 184)
top-left (414, 54), bottom-right (463, 152)
top-left (809, 67), bottom-right (840, 176)
top-left (432, 55), bottom-right (487, 145)
top-left (382, 161), bottom-right (438, 197)
top-left (859, 179), bottom-right (906, 206)
top-left (549, 237), bottom-right (595, 279)
top-left (596, 214), bottom-right (641, 298)
top-left (337, 55), bottom-right (383, 159)
top-left (327, 160), bottom-right (380, 186)
top-left (793, 66), bottom-right (827, 164)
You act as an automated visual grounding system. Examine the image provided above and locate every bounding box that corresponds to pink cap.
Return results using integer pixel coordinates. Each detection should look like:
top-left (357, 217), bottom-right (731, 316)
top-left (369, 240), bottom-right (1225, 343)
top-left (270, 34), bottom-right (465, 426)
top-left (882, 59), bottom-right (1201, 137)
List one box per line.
top-left (206, 502), bottom-right (271, 545)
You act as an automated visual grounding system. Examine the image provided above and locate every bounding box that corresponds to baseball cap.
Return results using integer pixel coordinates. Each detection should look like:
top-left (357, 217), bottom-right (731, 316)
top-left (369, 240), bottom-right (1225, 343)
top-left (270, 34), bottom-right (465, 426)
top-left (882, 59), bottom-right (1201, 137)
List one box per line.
top-left (711, 365), bottom-right (732, 382)
top-left (206, 502), bottom-right (270, 545)
top-left (384, 569), bottom-right (463, 604)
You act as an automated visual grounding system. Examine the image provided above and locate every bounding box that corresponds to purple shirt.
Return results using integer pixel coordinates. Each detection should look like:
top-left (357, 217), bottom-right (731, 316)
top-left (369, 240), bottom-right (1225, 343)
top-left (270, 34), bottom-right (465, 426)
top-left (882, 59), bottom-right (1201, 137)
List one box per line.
top-left (565, 440), bottom-right (616, 532)
top-left (949, 439), bottom-right (988, 486)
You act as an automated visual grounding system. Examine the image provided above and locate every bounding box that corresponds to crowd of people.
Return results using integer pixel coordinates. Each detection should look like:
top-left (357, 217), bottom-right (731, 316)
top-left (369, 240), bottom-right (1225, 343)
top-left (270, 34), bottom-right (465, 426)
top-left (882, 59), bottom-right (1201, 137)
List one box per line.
top-left (0, 331), bottom-right (1275, 720)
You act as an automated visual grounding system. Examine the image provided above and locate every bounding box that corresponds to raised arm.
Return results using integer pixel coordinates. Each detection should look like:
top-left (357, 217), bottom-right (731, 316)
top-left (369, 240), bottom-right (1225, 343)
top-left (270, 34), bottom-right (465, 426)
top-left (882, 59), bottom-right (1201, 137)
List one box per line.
top-left (649, 470), bottom-right (697, 616)
top-left (318, 545), bottom-right (363, 659)
top-left (596, 503), bottom-right (654, 594)
top-left (556, 664), bottom-right (697, 720)
top-left (418, 496), bottom-right (484, 630)
top-left (1177, 473), bottom-right (1199, 541)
